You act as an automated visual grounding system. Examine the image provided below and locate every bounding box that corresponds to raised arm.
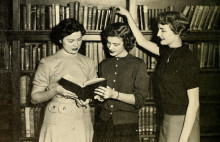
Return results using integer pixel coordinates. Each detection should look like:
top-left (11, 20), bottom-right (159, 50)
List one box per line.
top-left (116, 6), bottom-right (160, 56)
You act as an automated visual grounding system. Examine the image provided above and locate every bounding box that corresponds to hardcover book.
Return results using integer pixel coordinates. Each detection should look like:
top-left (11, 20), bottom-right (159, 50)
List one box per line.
top-left (59, 74), bottom-right (107, 101)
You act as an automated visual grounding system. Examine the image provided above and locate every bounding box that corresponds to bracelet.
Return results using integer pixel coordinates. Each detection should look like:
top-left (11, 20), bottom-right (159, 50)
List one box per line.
top-left (115, 91), bottom-right (120, 99)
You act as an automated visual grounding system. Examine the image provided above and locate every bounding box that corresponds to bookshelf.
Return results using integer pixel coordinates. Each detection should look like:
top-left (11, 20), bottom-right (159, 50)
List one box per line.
top-left (0, 0), bottom-right (220, 142)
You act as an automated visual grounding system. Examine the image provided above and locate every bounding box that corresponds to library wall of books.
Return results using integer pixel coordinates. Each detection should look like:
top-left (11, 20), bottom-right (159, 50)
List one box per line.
top-left (0, 0), bottom-right (220, 142)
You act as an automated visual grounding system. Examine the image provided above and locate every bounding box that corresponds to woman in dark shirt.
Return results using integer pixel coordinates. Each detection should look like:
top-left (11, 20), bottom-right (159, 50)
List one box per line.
top-left (93, 22), bottom-right (149, 142)
top-left (116, 8), bottom-right (200, 142)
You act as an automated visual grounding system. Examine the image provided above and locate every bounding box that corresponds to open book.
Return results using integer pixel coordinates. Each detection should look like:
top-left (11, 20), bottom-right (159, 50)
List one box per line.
top-left (59, 74), bottom-right (107, 101)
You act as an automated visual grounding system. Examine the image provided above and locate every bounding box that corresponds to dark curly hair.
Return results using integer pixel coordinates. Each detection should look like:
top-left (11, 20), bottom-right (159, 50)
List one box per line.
top-left (158, 11), bottom-right (189, 36)
top-left (101, 22), bottom-right (136, 52)
top-left (51, 18), bottom-right (86, 47)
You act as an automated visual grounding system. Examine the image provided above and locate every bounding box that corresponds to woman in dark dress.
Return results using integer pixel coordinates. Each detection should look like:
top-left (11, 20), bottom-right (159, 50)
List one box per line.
top-left (93, 22), bottom-right (150, 142)
top-left (116, 7), bottom-right (200, 142)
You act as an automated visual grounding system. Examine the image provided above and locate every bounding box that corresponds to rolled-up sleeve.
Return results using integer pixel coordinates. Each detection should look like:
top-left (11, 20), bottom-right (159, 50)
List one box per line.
top-left (32, 58), bottom-right (50, 87)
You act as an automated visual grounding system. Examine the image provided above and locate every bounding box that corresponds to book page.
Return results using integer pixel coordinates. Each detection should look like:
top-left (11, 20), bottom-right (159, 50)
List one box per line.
top-left (84, 78), bottom-right (106, 86)
top-left (62, 74), bottom-right (83, 87)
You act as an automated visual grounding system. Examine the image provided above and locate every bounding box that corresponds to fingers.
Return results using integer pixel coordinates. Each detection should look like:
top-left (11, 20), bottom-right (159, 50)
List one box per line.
top-left (80, 99), bottom-right (91, 105)
top-left (94, 95), bottom-right (104, 102)
top-left (94, 87), bottom-right (106, 95)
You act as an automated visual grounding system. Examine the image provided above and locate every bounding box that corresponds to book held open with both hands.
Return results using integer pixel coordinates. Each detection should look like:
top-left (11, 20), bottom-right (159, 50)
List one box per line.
top-left (59, 74), bottom-right (107, 101)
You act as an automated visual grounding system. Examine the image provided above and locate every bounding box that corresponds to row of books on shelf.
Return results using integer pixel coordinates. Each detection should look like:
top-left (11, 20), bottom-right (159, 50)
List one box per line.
top-left (136, 4), bottom-right (220, 31)
top-left (183, 5), bottom-right (220, 31)
top-left (139, 106), bottom-right (157, 136)
top-left (187, 42), bottom-right (220, 68)
top-left (1, 41), bottom-right (220, 71)
top-left (20, 106), bottom-right (43, 138)
top-left (137, 5), bottom-right (174, 30)
top-left (20, 42), bottom-right (59, 71)
top-left (19, 41), bottom-right (159, 72)
top-left (20, 1), bottom-right (123, 31)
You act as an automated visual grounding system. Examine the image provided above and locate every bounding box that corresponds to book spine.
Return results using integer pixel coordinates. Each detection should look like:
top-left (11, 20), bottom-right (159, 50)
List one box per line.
top-left (22, 5), bottom-right (27, 30)
top-left (74, 1), bottom-right (80, 21)
top-left (87, 7), bottom-right (93, 30)
top-left (48, 5), bottom-right (53, 30)
top-left (95, 9), bottom-right (101, 30)
top-left (78, 6), bottom-right (84, 24)
top-left (69, 2), bottom-right (74, 18)
top-left (25, 107), bottom-right (31, 137)
top-left (24, 44), bottom-right (30, 70)
top-left (83, 6), bottom-right (88, 30)
top-left (100, 9), bottom-right (106, 30)
top-left (26, 4), bottom-right (31, 30)
top-left (36, 5), bottom-right (41, 30)
top-left (92, 6), bottom-right (97, 30)
top-left (31, 5), bottom-right (36, 30)
top-left (40, 5), bottom-right (45, 30)
top-left (20, 108), bottom-right (26, 137)
top-left (143, 5), bottom-right (149, 31)
top-left (55, 4), bottom-right (60, 26)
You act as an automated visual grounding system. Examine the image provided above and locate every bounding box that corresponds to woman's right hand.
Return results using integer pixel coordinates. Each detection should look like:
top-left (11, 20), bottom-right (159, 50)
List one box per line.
top-left (55, 85), bottom-right (78, 99)
top-left (114, 6), bottom-right (130, 16)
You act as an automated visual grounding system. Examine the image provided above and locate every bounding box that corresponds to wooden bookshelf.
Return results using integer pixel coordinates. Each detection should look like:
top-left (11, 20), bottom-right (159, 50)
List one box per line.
top-left (2, 30), bottom-right (220, 42)
top-left (0, 0), bottom-right (220, 142)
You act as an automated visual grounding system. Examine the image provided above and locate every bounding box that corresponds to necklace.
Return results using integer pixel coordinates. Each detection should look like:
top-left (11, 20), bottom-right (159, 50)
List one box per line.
top-left (167, 48), bottom-right (177, 63)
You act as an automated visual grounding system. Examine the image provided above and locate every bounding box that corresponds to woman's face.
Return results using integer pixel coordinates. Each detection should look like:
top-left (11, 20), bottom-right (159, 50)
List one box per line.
top-left (106, 36), bottom-right (128, 57)
top-left (157, 24), bottom-right (178, 46)
top-left (60, 31), bottom-right (83, 54)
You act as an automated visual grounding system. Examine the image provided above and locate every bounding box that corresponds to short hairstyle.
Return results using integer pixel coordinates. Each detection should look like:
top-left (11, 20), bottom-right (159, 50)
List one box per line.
top-left (158, 11), bottom-right (189, 36)
top-left (101, 22), bottom-right (136, 52)
top-left (51, 18), bottom-right (86, 47)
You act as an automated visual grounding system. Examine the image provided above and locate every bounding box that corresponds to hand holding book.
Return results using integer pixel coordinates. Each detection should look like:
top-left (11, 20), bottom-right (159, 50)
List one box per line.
top-left (59, 74), bottom-right (107, 101)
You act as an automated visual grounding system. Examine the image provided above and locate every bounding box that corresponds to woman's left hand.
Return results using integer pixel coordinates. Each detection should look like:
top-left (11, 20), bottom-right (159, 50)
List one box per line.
top-left (94, 86), bottom-right (117, 99)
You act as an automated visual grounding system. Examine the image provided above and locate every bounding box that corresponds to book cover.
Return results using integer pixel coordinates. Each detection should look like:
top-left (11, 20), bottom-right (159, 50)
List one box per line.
top-left (59, 74), bottom-right (107, 101)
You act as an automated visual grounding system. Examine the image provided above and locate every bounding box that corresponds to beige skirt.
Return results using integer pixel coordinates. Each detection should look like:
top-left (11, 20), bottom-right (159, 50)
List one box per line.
top-left (159, 112), bottom-right (200, 142)
top-left (39, 98), bottom-right (93, 142)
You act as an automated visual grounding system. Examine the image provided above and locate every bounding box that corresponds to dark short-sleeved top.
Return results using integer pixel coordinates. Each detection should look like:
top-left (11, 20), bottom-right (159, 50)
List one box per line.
top-left (153, 44), bottom-right (200, 115)
top-left (98, 54), bottom-right (150, 125)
